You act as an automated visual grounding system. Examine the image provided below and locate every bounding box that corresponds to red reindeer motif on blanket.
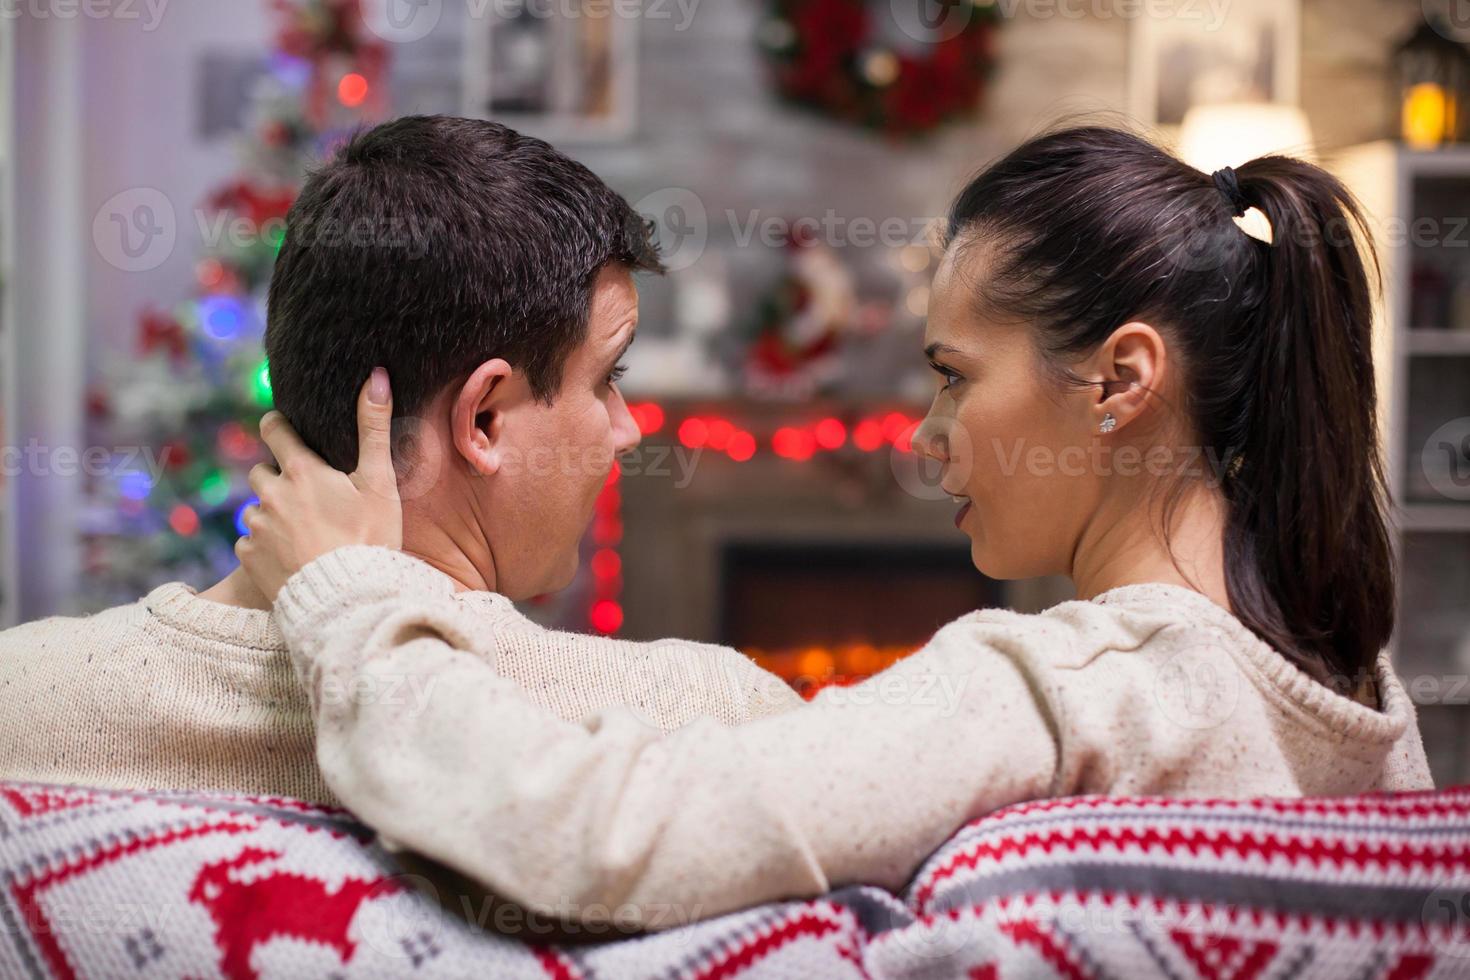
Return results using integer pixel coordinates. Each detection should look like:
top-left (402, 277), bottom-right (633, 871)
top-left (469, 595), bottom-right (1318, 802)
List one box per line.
top-left (188, 846), bottom-right (393, 980)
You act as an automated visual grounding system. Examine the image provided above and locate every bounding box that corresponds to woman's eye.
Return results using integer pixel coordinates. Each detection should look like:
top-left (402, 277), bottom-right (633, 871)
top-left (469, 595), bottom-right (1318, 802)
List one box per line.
top-left (930, 363), bottom-right (962, 390)
top-left (605, 363), bottom-right (628, 387)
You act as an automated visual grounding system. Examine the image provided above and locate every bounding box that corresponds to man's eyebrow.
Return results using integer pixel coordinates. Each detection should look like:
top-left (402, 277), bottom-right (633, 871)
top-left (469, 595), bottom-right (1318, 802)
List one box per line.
top-left (609, 327), bottom-right (637, 364)
top-left (924, 342), bottom-right (963, 359)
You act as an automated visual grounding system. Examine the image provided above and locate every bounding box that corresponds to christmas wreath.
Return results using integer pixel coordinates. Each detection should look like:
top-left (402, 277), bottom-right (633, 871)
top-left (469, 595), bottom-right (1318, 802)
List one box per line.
top-left (759, 0), bottom-right (1000, 138)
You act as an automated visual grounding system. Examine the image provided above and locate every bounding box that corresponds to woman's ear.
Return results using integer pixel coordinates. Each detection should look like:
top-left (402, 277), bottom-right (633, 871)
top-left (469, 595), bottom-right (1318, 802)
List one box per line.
top-left (451, 359), bottom-right (516, 476)
top-left (1089, 321), bottom-right (1165, 433)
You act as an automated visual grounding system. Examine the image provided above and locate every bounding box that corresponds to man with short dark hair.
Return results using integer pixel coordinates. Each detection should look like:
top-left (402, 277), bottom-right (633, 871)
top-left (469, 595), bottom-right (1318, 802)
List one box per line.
top-left (0, 116), bottom-right (799, 803)
top-left (264, 114), bottom-right (663, 600)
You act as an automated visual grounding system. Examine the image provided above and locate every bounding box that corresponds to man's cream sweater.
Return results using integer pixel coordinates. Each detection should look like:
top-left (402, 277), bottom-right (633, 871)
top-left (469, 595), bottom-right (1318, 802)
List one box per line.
top-left (0, 580), bottom-right (801, 804)
top-left (272, 547), bottom-right (1435, 929)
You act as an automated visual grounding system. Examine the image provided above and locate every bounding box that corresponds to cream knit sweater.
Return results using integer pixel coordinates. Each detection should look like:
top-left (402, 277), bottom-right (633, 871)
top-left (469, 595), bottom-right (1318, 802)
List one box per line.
top-left (0, 580), bottom-right (800, 804)
top-left (273, 546), bottom-right (1434, 929)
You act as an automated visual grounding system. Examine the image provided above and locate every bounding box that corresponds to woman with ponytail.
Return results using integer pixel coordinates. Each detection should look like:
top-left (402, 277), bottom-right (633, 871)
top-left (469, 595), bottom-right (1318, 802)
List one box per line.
top-left (235, 126), bottom-right (1433, 928)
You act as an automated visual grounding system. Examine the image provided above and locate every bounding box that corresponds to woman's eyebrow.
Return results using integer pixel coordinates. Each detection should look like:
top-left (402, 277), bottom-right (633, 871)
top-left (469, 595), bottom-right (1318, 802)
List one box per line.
top-left (924, 342), bottom-right (963, 360)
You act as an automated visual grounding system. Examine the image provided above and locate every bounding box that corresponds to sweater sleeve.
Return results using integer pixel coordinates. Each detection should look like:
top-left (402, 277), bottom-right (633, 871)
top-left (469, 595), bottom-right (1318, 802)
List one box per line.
top-left (275, 546), bottom-right (1060, 929)
top-left (474, 601), bottom-right (806, 730)
top-left (741, 662), bottom-right (807, 719)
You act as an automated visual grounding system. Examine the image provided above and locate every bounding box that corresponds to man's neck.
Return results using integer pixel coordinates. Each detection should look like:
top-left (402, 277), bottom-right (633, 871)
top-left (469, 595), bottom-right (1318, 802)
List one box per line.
top-left (197, 567), bottom-right (274, 611)
top-left (401, 501), bottom-right (498, 594)
top-left (401, 549), bottom-right (493, 593)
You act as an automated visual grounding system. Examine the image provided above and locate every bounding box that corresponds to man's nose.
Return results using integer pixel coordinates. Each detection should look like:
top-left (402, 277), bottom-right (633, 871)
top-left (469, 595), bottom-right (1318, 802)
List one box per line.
top-left (610, 387), bottom-right (643, 455)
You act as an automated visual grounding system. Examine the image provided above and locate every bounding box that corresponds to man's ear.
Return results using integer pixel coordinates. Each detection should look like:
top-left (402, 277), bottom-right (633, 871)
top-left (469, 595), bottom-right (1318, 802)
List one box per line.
top-left (451, 358), bottom-right (516, 476)
top-left (1083, 321), bottom-right (1166, 434)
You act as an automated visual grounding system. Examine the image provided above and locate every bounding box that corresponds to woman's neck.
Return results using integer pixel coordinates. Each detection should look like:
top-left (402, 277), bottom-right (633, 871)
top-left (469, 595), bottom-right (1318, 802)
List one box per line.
top-left (1071, 482), bottom-right (1233, 611)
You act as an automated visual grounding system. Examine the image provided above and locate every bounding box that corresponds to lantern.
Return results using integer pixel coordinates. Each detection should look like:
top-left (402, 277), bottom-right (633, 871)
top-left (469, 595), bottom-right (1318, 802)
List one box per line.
top-left (1395, 18), bottom-right (1470, 150)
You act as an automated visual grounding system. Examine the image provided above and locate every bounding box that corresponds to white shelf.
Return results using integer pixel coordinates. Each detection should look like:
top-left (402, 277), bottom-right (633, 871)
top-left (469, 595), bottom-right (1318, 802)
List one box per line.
top-left (1334, 142), bottom-right (1470, 787)
top-left (0, 19), bottom-right (12, 628)
top-left (1401, 504), bottom-right (1470, 533)
top-left (1407, 330), bottom-right (1470, 355)
top-left (1398, 145), bottom-right (1470, 177)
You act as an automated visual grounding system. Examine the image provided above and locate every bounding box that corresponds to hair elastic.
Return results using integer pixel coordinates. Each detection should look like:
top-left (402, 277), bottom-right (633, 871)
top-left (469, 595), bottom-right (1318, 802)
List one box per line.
top-left (1210, 166), bottom-right (1274, 246)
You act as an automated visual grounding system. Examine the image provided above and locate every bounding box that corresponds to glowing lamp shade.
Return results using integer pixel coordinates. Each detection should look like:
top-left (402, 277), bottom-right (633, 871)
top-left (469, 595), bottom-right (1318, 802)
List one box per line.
top-left (1177, 103), bottom-right (1317, 173)
top-left (1404, 83), bottom-right (1452, 149)
top-left (1393, 20), bottom-right (1470, 150)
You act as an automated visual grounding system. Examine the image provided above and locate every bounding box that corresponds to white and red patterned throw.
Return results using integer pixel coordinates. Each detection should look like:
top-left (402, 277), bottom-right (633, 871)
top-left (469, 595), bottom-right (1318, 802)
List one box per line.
top-left (2, 781), bottom-right (1468, 979)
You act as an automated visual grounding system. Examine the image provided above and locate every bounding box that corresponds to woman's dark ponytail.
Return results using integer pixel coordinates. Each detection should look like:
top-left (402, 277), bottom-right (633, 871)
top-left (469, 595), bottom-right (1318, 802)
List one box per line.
top-left (1217, 158), bottom-right (1392, 684)
top-left (947, 128), bottom-right (1393, 685)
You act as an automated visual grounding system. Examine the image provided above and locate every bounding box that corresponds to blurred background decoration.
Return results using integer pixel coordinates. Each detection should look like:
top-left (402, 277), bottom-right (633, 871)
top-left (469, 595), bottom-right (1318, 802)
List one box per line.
top-left (4, 0), bottom-right (1470, 779)
top-left (1395, 11), bottom-right (1470, 151)
top-left (757, 0), bottom-right (1000, 138)
top-left (80, 0), bottom-right (390, 609)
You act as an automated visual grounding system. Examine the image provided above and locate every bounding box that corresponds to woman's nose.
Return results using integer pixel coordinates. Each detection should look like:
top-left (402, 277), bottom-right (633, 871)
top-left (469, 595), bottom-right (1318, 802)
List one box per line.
top-left (913, 414), bottom-right (951, 464)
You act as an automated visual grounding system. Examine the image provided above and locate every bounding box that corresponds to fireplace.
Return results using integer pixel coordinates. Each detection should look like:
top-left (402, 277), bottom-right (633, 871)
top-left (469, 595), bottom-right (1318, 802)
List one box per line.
top-left (720, 541), bottom-right (1002, 693)
top-left (614, 398), bottom-right (1073, 691)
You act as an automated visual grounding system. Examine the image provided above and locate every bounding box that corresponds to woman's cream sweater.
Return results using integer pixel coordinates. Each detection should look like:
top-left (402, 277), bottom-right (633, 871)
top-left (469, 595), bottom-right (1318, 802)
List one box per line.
top-left (272, 546), bottom-right (1434, 929)
top-left (0, 579), bottom-right (800, 803)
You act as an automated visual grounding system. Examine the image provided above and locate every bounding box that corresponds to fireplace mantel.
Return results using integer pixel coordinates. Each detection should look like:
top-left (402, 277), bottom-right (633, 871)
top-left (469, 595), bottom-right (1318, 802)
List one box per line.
top-left (616, 397), bottom-right (1072, 646)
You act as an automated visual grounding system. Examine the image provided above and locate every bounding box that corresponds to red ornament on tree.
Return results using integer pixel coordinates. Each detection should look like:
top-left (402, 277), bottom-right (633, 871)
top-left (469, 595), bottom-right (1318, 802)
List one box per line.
top-left (138, 309), bottom-right (189, 362)
top-left (207, 180), bottom-right (297, 230)
top-left (271, 0), bottom-right (388, 125)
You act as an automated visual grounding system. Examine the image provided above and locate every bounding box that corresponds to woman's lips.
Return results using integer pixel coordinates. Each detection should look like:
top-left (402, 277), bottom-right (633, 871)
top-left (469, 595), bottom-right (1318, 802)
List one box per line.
top-left (954, 500), bottom-right (972, 528)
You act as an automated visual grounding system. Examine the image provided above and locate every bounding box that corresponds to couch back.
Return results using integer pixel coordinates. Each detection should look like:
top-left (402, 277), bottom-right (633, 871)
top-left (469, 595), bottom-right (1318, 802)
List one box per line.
top-left (2, 780), bottom-right (1468, 979)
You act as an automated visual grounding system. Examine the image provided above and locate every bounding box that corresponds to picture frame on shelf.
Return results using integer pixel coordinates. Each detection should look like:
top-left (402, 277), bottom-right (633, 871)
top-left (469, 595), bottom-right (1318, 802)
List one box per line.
top-left (461, 1), bottom-right (638, 143)
top-left (1128, 0), bottom-right (1301, 128)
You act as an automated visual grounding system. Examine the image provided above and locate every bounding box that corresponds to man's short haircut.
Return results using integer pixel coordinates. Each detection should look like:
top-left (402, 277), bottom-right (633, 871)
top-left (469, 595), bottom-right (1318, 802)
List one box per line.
top-left (265, 114), bottom-right (663, 471)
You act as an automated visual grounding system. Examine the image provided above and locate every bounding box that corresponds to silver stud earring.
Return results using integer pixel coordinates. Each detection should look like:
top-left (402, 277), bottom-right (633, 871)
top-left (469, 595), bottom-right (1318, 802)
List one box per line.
top-left (1099, 413), bottom-right (1117, 434)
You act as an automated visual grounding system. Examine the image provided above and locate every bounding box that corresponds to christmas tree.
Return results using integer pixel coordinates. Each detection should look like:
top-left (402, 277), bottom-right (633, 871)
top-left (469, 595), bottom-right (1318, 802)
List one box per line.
top-left (81, 0), bottom-right (389, 609)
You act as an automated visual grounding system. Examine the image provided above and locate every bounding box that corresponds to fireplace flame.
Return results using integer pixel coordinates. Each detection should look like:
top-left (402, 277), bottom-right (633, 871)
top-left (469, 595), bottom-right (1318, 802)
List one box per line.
top-left (745, 644), bottom-right (918, 700)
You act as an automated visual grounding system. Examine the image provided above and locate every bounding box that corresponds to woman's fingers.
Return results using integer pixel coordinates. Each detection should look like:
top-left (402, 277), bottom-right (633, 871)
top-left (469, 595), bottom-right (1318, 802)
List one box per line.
top-left (247, 463), bottom-right (280, 499)
top-left (234, 372), bottom-right (403, 598)
top-left (258, 411), bottom-right (313, 472)
top-left (353, 367), bottom-right (397, 500)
